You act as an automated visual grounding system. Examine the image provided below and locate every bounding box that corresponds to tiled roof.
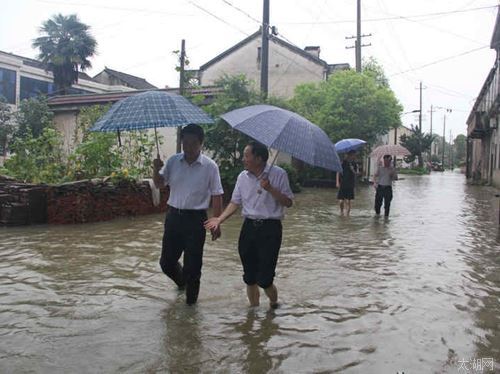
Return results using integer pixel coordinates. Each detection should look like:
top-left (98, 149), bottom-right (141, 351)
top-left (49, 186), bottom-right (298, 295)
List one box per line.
top-left (47, 87), bottom-right (223, 110)
top-left (99, 67), bottom-right (157, 89)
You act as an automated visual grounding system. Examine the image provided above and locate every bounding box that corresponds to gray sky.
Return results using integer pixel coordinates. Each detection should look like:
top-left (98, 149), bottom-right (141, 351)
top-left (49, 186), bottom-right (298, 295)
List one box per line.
top-left (1, 0), bottom-right (498, 139)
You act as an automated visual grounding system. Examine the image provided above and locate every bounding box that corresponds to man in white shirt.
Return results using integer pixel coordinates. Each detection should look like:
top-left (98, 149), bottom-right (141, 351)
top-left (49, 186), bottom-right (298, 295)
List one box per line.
top-left (204, 141), bottom-right (294, 309)
top-left (153, 124), bottom-right (223, 305)
top-left (373, 154), bottom-right (398, 217)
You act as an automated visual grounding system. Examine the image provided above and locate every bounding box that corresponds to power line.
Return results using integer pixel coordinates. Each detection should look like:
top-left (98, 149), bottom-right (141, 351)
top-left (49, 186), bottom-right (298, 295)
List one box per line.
top-left (279, 4), bottom-right (497, 24)
top-left (390, 45), bottom-right (489, 77)
top-left (186, 0), bottom-right (251, 36)
top-left (34, 0), bottom-right (195, 16)
top-left (220, 0), bottom-right (260, 24)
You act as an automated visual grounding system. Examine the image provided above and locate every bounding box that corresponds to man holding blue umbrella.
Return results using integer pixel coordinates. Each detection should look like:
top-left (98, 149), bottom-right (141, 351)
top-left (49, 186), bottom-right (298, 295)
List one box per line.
top-left (153, 124), bottom-right (224, 305)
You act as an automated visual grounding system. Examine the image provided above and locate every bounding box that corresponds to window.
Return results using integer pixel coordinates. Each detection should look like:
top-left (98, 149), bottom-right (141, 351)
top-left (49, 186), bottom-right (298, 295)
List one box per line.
top-left (20, 76), bottom-right (55, 100)
top-left (0, 67), bottom-right (17, 104)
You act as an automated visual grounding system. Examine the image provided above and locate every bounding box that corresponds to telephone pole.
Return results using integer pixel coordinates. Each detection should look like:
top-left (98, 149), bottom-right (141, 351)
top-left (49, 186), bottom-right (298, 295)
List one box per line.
top-left (260, 0), bottom-right (270, 98)
top-left (418, 81), bottom-right (423, 131)
top-left (442, 114), bottom-right (446, 168)
top-left (449, 129), bottom-right (453, 170)
top-left (345, 0), bottom-right (371, 72)
top-left (177, 39), bottom-right (186, 153)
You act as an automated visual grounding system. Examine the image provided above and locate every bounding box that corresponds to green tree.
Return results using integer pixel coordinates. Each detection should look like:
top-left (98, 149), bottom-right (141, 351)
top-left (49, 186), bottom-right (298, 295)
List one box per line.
top-left (0, 96), bottom-right (14, 156)
top-left (454, 134), bottom-right (467, 165)
top-left (400, 125), bottom-right (435, 167)
top-left (363, 57), bottom-right (389, 88)
top-left (32, 14), bottom-right (97, 95)
top-left (203, 75), bottom-right (261, 188)
top-left (290, 68), bottom-right (402, 145)
top-left (14, 96), bottom-right (54, 139)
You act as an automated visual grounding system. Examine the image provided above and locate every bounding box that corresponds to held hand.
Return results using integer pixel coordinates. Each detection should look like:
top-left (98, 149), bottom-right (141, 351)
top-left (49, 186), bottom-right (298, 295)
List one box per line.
top-left (211, 226), bottom-right (221, 241)
top-left (153, 158), bottom-right (164, 171)
top-left (204, 217), bottom-right (221, 231)
top-left (260, 178), bottom-right (272, 191)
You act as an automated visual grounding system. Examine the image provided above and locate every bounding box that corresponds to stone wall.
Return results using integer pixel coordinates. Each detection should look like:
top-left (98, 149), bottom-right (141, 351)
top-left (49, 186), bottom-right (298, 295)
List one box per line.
top-left (0, 176), bottom-right (168, 226)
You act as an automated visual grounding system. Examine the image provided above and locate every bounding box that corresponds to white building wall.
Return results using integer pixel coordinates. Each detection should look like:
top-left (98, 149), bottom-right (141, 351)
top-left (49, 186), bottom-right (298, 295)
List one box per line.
top-left (200, 38), bottom-right (326, 99)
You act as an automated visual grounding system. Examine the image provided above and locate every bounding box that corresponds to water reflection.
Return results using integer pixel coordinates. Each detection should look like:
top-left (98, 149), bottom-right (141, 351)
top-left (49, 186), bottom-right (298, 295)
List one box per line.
top-left (0, 172), bottom-right (499, 373)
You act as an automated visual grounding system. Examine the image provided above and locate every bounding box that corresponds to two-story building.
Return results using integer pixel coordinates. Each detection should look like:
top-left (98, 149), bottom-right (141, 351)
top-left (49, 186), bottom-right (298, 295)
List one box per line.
top-left (467, 10), bottom-right (500, 187)
top-left (193, 30), bottom-right (349, 99)
top-left (0, 50), bottom-right (159, 108)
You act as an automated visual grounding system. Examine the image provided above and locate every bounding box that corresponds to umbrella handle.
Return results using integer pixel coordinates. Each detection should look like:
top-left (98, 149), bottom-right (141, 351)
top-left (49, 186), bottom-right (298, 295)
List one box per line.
top-left (154, 125), bottom-right (160, 159)
top-left (269, 150), bottom-right (280, 169)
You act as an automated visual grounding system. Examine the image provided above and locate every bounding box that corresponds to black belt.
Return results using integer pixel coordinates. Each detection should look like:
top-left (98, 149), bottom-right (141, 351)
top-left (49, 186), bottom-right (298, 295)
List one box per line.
top-left (168, 206), bottom-right (206, 215)
top-left (245, 218), bottom-right (280, 227)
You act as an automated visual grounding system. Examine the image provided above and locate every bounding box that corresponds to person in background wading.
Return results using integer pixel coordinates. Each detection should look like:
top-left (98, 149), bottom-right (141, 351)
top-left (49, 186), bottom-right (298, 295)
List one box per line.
top-left (373, 154), bottom-right (398, 217)
top-left (153, 124), bottom-right (223, 305)
top-left (204, 141), bottom-right (294, 309)
top-left (336, 150), bottom-right (358, 216)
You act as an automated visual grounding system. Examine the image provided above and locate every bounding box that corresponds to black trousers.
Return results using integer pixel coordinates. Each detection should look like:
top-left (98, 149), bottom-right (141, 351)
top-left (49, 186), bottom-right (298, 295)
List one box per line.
top-left (238, 218), bottom-right (282, 289)
top-left (159, 209), bottom-right (207, 288)
top-left (375, 185), bottom-right (393, 216)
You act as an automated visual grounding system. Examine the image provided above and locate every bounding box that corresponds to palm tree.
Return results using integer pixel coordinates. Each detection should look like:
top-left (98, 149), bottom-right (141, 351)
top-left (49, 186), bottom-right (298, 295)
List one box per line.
top-left (400, 124), bottom-right (435, 167)
top-left (32, 14), bottom-right (97, 95)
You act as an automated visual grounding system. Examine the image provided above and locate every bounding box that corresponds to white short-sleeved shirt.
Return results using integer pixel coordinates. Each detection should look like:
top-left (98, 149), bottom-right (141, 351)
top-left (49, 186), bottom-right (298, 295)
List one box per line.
top-left (231, 164), bottom-right (294, 220)
top-left (375, 166), bottom-right (398, 186)
top-left (159, 153), bottom-right (224, 210)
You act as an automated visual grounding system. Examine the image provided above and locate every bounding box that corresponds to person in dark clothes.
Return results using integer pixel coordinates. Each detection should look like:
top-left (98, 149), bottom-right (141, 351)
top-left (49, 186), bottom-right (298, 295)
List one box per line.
top-left (153, 124), bottom-right (224, 305)
top-left (336, 150), bottom-right (358, 216)
top-left (373, 154), bottom-right (398, 217)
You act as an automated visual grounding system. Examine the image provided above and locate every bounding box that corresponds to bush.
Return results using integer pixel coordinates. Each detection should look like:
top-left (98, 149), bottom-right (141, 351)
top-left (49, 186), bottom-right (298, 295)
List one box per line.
top-left (278, 163), bottom-right (301, 193)
top-left (398, 167), bottom-right (430, 175)
top-left (4, 127), bottom-right (65, 183)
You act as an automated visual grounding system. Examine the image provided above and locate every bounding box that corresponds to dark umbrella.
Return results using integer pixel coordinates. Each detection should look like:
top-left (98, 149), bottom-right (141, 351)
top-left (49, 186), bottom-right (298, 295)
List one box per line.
top-left (90, 90), bottom-right (214, 156)
top-left (221, 105), bottom-right (342, 172)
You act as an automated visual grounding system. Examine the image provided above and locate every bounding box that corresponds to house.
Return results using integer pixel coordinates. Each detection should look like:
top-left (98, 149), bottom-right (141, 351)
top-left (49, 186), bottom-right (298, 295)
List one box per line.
top-left (466, 10), bottom-right (500, 187)
top-left (0, 50), bottom-right (156, 109)
top-left (193, 30), bottom-right (349, 98)
top-left (0, 50), bottom-right (158, 162)
top-left (47, 87), bottom-right (222, 157)
top-left (93, 67), bottom-right (157, 90)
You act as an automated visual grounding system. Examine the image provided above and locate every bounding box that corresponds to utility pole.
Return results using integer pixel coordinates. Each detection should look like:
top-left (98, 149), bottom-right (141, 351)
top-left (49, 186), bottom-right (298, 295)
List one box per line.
top-left (449, 129), bottom-right (453, 170)
top-left (429, 104), bottom-right (434, 157)
top-left (260, 0), bottom-right (270, 98)
top-left (418, 81), bottom-right (423, 131)
top-left (177, 39), bottom-right (186, 153)
top-left (345, 0), bottom-right (371, 72)
top-left (442, 114), bottom-right (446, 168)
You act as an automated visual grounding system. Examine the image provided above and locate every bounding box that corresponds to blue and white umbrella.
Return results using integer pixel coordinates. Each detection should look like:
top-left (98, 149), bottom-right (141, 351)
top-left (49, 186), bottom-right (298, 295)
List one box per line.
top-left (335, 138), bottom-right (366, 153)
top-left (90, 90), bottom-right (214, 155)
top-left (221, 105), bottom-right (342, 172)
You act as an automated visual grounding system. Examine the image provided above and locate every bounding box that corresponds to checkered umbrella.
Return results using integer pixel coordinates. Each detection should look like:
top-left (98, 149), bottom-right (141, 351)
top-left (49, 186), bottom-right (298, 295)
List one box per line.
top-left (90, 90), bottom-right (214, 155)
top-left (221, 105), bottom-right (342, 172)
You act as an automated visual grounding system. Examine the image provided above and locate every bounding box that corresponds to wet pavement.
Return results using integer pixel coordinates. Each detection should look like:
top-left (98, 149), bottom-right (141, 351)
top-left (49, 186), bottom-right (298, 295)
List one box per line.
top-left (0, 171), bottom-right (499, 373)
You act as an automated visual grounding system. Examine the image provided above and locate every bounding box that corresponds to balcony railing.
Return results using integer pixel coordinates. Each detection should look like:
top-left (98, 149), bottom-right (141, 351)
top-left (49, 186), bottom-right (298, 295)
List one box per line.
top-left (467, 57), bottom-right (500, 138)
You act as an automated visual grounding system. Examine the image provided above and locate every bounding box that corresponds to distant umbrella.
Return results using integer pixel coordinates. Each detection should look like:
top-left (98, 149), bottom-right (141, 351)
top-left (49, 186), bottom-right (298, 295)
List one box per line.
top-left (221, 105), bottom-right (342, 172)
top-left (335, 138), bottom-right (366, 153)
top-left (370, 144), bottom-right (411, 159)
top-left (90, 90), bottom-right (214, 156)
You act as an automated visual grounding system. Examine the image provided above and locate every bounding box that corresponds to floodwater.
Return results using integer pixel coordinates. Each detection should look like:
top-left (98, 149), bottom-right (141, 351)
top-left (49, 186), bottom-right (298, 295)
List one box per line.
top-left (1, 171), bottom-right (499, 373)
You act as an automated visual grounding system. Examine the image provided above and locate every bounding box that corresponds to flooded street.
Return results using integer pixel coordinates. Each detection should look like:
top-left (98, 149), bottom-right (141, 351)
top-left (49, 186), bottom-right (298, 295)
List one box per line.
top-left (1, 172), bottom-right (499, 373)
